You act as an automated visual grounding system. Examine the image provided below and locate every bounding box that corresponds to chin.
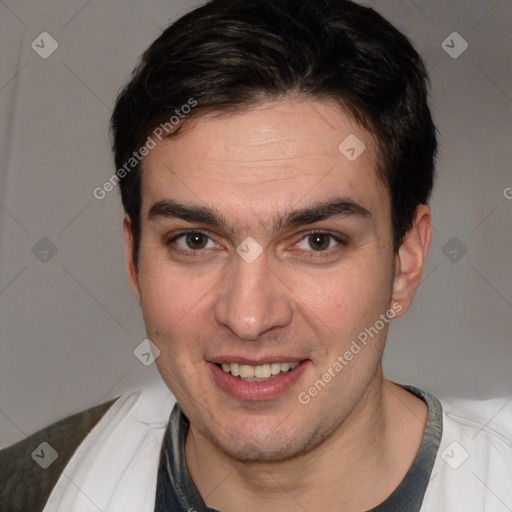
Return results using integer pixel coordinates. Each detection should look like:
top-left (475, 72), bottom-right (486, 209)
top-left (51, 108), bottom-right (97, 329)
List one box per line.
top-left (207, 420), bottom-right (325, 464)
top-left (223, 439), bottom-right (305, 464)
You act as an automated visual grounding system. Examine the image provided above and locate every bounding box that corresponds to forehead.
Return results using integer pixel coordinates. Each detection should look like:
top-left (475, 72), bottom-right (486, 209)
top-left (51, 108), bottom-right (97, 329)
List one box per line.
top-left (140, 98), bottom-right (387, 222)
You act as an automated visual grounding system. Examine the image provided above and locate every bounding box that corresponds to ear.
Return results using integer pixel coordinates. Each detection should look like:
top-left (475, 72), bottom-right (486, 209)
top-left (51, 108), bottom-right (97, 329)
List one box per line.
top-left (123, 214), bottom-right (141, 304)
top-left (392, 205), bottom-right (431, 317)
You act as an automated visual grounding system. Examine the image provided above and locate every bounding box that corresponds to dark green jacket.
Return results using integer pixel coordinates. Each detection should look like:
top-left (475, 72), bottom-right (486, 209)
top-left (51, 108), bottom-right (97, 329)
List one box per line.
top-left (0, 399), bottom-right (117, 512)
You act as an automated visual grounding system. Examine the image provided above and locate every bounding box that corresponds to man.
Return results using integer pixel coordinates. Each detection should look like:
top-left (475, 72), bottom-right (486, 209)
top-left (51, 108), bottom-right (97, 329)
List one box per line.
top-left (1, 0), bottom-right (511, 510)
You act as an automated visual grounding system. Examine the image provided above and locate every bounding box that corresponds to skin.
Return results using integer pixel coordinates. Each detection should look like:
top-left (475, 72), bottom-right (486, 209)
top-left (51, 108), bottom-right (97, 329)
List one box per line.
top-left (123, 97), bottom-right (431, 511)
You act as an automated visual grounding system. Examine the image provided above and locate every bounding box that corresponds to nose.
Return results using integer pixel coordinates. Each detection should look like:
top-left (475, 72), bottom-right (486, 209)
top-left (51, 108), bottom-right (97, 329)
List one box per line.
top-left (214, 250), bottom-right (294, 340)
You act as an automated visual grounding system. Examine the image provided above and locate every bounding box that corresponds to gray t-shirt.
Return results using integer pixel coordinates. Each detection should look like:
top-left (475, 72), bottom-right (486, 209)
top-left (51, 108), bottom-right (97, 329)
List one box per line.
top-left (154, 385), bottom-right (442, 512)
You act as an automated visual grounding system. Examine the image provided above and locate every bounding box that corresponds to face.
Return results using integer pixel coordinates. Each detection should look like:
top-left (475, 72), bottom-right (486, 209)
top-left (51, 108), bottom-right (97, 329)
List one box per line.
top-left (124, 98), bottom-right (415, 462)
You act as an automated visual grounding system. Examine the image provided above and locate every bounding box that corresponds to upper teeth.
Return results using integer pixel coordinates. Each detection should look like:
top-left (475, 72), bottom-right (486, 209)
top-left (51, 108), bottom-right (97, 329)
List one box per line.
top-left (221, 362), bottom-right (299, 379)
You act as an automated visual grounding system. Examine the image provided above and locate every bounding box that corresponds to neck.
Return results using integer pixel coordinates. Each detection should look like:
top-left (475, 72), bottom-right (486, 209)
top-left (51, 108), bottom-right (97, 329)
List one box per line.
top-left (185, 376), bottom-right (427, 512)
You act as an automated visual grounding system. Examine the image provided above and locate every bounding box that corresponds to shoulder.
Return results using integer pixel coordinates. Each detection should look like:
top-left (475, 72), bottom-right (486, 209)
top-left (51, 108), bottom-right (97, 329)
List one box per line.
top-left (0, 398), bottom-right (118, 512)
top-left (440, 394), bottom-right (512, 453)
top-left (423, 394), bottom-right (512, 511)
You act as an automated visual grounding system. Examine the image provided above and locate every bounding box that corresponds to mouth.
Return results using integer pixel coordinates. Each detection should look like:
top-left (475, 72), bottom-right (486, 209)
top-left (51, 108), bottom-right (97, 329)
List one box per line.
top-left (217, 361), bottom-right (300, 382)
top-left (207, 359), bottom-right (310, 401)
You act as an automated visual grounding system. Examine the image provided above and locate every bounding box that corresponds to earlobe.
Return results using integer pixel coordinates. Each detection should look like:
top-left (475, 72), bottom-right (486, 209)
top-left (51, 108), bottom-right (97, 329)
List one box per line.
top-left (392, 205), bottom-right (431, 316)
top-left (122, 214), bottom-right (141, 304)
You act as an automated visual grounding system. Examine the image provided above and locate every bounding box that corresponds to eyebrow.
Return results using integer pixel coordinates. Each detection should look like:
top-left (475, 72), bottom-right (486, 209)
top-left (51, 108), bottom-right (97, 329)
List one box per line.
top-left (148, 197), bottom-right (371, 233)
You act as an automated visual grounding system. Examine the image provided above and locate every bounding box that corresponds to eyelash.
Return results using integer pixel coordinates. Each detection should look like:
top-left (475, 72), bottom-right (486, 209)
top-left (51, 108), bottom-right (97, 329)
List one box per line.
top-left (164, 230), bottom-right (216, 258)
top-left (294, 230), bottom-right (347, 258)
top-left (164, 229), bottom-right (347, 259)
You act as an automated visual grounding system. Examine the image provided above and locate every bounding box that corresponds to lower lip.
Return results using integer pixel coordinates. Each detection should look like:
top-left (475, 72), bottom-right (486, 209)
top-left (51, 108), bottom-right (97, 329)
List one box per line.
top-left (208, 361), bottom-right (310, 401)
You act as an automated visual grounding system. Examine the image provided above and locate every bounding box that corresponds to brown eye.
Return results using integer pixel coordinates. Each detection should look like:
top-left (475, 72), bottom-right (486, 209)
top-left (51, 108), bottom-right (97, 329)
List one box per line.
top-left (308, 233), bottom-right (331, 251)
top-left (166, 231), bottom-right (216, 253)
top-left (185, 233), bottom-right (209, 249)
top-left (294, 232), bottom-right (345, 256)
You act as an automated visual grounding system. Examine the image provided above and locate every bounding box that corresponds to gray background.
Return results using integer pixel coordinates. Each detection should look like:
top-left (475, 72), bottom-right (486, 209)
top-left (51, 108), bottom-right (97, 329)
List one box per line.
top-left (0, 0), bottom-right (511, 448)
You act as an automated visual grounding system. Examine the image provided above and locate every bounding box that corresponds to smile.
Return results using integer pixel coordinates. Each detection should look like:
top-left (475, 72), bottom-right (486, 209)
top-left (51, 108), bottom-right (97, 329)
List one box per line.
top-left (219, 362), bottom-right (300, 381)
top-left (208, 360), bottom-right (310, 401)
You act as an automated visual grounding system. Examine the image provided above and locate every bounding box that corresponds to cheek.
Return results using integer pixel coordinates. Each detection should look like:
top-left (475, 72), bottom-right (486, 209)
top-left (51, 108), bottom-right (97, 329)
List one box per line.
top-left (139, 271), bottom-right (207, 382)
top-left (295, 257), bottom-right (393, 338)
top-left (137, 258), bottom-right (207, 344)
